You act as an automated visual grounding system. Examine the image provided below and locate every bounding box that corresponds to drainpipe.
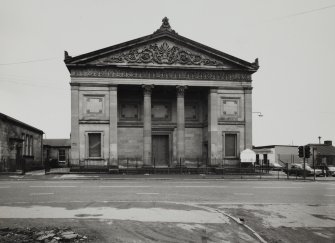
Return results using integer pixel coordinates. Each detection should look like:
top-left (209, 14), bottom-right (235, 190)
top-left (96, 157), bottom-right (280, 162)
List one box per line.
top-left (312, 147), bottom-right (315, 181)
top-left (41, 133), bottom-right (44, 167)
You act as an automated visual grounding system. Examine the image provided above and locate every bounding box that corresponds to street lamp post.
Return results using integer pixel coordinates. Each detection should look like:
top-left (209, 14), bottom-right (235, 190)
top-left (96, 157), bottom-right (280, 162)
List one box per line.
top-left (252, 112), bottom-right (263, 117)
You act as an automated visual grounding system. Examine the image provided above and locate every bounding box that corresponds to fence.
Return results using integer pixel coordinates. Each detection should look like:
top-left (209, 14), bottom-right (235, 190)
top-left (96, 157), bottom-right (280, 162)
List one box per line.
top-left (44, 157), bottom-right (329, 180)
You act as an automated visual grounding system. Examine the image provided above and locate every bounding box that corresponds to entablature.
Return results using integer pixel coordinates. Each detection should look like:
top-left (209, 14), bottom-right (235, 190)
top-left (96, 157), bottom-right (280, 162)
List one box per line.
top-left (70, 67), bottom-right (252, 82)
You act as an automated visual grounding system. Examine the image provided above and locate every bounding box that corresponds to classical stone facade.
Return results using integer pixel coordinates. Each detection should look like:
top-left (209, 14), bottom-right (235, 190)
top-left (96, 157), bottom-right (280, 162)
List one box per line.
top-left (65, 18), bottom-right (259, 170)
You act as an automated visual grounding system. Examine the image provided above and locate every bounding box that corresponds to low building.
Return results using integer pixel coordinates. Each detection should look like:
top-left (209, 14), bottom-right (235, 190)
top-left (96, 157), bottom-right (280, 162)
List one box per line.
top-left (0, 113), bottom-right (43, 172)
top-left (43, 139), bottom-right (71, 167)
top-left (307, 141), bottom-right (335, 166)
top-left (253, 145), bottom-right (299, 167)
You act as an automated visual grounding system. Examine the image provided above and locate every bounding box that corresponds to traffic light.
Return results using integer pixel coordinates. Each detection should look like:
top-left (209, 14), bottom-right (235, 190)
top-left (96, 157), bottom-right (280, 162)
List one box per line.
top-left (304, 145), bottom-right (311, 158)
top-left (298, 146), bottom-right (304, 158)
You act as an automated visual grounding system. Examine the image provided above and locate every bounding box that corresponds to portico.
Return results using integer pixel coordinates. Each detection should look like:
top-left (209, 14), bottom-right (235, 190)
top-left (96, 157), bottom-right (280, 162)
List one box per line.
top-left (65, 17), bottom-right (259, 171)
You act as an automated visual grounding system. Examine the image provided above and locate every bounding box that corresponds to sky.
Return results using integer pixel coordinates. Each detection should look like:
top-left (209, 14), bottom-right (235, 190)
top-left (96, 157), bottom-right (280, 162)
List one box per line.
top-left (0, 0), bottom-right (334, 146)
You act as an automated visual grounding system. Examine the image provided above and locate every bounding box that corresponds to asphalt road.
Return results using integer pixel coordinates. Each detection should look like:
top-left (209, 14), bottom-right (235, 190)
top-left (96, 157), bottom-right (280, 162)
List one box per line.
top-left (0, 177), bottom-right (334, 242)
top-left (0, 178), bottom-right (334, 204)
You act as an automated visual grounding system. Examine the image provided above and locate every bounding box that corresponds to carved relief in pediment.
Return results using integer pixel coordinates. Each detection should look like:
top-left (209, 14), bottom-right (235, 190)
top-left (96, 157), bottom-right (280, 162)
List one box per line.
top-left (97, 41), bottom-right (223, 66)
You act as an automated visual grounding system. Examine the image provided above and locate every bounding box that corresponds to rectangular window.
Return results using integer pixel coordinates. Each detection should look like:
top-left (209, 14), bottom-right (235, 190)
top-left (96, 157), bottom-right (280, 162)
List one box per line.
top-left (22, 133), bottom-right (25, 155)
top-left (263, 154), bottom-right (268, 165)
top-left (25, 134), bottom-right (29, 156)
top-left (224, 133), bottom-right (237, 157)
top-left (59, 149), bottom-right (66, 161)
top-left (256, 154), bottom-right (260, 164)
top-left (29, 135), bottom-right (33, 156)
top-left (88, 133), bottom-right (101, 158)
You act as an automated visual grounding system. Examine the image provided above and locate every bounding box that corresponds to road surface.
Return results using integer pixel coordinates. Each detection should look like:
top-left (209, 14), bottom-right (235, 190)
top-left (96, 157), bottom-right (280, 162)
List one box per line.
top-left (0, 176), bottom-right (334, 242)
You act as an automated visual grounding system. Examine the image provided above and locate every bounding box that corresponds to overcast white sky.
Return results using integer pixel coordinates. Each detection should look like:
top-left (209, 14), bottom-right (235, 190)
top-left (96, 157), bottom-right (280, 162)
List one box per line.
top-left (0, 0), bottom-right (334, 146)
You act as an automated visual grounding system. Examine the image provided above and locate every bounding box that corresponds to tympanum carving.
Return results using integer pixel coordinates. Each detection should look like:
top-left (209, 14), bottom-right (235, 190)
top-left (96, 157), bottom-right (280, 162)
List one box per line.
top-left (100, 42), bottom-right (222, 66)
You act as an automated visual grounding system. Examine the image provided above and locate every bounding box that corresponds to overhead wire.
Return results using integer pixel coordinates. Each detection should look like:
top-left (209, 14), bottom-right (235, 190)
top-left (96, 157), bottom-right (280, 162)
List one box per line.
top-left (268, 3), bottom-right (335, 22)
top-left (0, 57), bottom-right (58, 66)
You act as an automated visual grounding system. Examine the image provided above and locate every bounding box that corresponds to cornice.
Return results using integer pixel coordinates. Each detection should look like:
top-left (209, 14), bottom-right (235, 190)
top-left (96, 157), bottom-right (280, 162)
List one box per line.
top-left (70, 67), bottom-right (252, 82)
top-left (218, 120), bottom-right (246, 125)
top-left (79, 120), bottom-right (110, 124)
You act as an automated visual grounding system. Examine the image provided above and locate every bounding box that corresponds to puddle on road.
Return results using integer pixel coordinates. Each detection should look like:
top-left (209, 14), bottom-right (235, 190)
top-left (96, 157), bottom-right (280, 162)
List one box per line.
top-left (220, 204), bottom-right (335, 227)
top-left (57, 175), bottom-right (99, 179)
top-left (176, 223), bottom-right (207, 232)
top-left (0, 206), bottom-right (228, 223)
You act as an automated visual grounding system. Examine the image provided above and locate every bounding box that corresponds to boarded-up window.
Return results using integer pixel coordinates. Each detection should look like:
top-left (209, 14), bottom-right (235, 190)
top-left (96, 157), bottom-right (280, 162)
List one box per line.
top-left (88, 133), bottom-right (101, 157)
top-left (225, 134), bottom-right (237, 157)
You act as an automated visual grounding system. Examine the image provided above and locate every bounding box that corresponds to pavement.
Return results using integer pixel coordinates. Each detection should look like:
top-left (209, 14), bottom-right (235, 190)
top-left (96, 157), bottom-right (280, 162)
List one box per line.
top-left (1, 168), bottom-right (335, 182)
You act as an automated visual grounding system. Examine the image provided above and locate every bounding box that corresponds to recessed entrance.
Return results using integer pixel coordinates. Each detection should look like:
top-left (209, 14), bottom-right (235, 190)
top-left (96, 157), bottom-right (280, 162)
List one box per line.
top-left (152, 135), bottom-right (169, 166)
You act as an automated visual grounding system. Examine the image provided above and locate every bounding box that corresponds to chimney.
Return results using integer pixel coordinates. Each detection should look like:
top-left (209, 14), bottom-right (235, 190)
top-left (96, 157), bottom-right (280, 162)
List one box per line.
top-left (324, 140), bottom-right (332, 146)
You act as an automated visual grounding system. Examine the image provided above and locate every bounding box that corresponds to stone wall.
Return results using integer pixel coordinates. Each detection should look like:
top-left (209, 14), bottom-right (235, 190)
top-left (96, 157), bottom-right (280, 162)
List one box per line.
top-left (185, 128), bottom-right (203, 165)
top-left (118, 127), bottom-right (143, 165)
top-left (0, 117), bottom-right (43, 171)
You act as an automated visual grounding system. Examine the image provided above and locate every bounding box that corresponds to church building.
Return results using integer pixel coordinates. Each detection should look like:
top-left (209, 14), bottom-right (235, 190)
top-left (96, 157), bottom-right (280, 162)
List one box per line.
top-left (64, 18), bottom-right (259, 171)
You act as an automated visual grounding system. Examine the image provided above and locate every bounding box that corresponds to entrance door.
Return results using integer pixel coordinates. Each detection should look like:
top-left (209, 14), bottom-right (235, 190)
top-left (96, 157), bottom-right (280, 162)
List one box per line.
top-left (16, 145), bottom-right (22, 170)
top-left (152, 135), bottom-right (169, 166)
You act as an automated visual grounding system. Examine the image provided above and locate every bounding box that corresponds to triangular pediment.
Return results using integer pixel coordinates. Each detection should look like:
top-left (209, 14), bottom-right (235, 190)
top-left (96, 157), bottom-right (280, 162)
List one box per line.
top-left (65, 17), bottom-right (259, 72)
top-left (90, 39), bottom-right (232, 68)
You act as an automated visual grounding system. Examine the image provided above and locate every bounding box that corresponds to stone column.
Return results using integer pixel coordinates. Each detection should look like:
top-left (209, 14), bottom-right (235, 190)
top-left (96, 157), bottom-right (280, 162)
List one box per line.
top-left (176, 86), bottom-right (187, 165)
top-left (143, 85), bottom-right (154, 167)
top-left (70, 84), bottom-right (80, 166)
top-left (208, 88), bottom-right (218, 166)
top-left (244, 87), bottom-right (253, 149)
top-left (109, 86), bottom-right (118, 166)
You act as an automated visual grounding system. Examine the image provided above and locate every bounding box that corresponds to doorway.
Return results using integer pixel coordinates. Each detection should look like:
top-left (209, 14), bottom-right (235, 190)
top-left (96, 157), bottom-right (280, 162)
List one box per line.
top-left (152, 135), bottom-right (169, 166)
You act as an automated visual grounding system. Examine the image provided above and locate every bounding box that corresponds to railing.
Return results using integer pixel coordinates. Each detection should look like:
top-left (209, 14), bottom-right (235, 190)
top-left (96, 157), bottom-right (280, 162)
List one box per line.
top-left (58, 158), bottom-right (324, 180)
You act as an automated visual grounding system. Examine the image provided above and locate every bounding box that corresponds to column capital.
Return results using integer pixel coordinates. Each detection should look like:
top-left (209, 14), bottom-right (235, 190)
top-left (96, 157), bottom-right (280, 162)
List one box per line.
top-left (209, 88), bottom-right (218, 94)
top-left (176, 85), bottom-right (187, 97)
top-left (243, 86), bottom-right (253, 94)
top-left (142, 84), bottom-right (154, 96)
top-left (109, 85), bottom-right (118, 91)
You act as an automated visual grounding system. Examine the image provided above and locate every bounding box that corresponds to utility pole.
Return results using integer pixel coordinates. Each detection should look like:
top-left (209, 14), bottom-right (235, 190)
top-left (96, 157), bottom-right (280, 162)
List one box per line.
top-left (298, 146), bottom-right (310, 180)
top-left (312, 147), bottom-right (316, 181)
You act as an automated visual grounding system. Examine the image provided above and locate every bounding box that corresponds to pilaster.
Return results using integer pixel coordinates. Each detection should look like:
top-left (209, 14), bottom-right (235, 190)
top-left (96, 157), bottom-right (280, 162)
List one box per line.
top-left (244, 87), bottom-right (253, 149)
top-left (176, 85), bottom-right (186, 165)
top-left (109, 86), bottom-right (118, 165)
top-left (143, 85), bottom-right (154, 166)
top-left (70, 84), bottom-right (79, 165)
top-left (208, 88), bottom-right (219, 166)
